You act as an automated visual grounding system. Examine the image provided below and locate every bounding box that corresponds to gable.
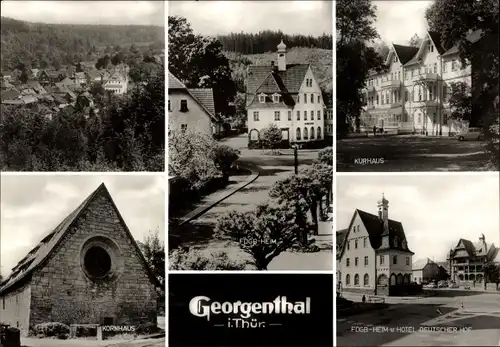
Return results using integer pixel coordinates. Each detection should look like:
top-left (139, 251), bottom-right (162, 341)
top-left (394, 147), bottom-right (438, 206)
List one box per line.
top-left (255, 73), bottom-right (281, 94)
top-left (0, 184), bottom-right (159, 295)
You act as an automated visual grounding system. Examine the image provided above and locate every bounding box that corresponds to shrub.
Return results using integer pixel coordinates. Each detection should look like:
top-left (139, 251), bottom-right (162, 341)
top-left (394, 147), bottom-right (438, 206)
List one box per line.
top-left (76, 325), bottom-right (97, 338)
top-left (169, 248), bottom-right (248, 270)
top-left (209, 144), bottom-right (240, 181)
top-left (317, 147), bottom-right (333, 166)
top-left (135, 322), bottom-right (161, 335)
top-left (34, 322), bottom-right (70, 338)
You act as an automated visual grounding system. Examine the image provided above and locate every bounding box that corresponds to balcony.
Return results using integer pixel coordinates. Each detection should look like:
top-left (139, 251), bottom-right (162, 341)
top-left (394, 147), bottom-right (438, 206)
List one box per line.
top-left (389, 80), bottom-right (402, 89)
top-left (416, 73), bottom-right (440, 83)
top-left (412, 99), bottom-right (439, 108)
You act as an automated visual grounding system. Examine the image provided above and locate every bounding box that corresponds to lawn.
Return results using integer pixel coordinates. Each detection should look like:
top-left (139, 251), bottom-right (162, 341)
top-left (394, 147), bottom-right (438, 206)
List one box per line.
top-left (337, 135), bottom-right (494, 171)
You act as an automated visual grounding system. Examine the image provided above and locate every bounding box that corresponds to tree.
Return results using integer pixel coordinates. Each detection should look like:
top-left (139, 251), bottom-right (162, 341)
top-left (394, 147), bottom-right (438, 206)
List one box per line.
top-left (425, 0), bottom-right (499, 168)
top-left (336, 0), bottom-right (384, 137)
top-left (214, 203), bottom-right (301, 270)
top-left (95, 55), bottom-right (111, 70)
top-left (137, 228), bottom-right (165, 288)
top-left (168, 16), bottom-right (237, 116)
top-left (483, 263), bottom-right (500, 290)
top-left (448, 81), bottom-right (472, 123)
top-left (373, 40), bottom-right (390, 60)
top-left (408, 33), bottom-right (423, 47)
top-left (261, 123), bottom-right (283, 152)
top-left (209, 144), bottom-right (240, 183)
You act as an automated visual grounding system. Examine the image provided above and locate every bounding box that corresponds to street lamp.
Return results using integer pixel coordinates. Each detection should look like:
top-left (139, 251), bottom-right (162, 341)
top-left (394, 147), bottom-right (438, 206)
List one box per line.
top-left (292, 145), bottom-right (298, 174)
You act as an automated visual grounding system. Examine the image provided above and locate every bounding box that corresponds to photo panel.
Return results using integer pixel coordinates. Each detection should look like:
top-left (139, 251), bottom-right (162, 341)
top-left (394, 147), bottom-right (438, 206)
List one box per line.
top-left (336, 0), bottom-right (499, 172)
top-left (169, 273), bottom-right (334, 347)
top-left (0, 174), bottom-right (166, 343)
top-left (168, 1), bottom-right (334, 271)
top-left (335, 173), bottom-right (500, 347)
top-left (0, 0), bottom-right (165, 172)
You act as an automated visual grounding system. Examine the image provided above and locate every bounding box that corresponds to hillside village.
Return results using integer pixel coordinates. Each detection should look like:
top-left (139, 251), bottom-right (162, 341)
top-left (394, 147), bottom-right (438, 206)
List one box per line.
top-left (0, 53), bottom-right (164, 120)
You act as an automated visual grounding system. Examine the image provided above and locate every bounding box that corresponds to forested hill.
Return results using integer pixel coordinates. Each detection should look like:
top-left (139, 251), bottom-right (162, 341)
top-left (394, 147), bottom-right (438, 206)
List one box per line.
top-left (216, 30), bottom-right (333, 54)
top-left (0, 17), bottom-right (165, 70)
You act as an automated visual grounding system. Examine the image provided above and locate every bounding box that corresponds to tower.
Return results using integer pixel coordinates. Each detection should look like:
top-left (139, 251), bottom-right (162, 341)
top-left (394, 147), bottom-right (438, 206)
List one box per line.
top-left (277, 39), bottom-right (287, 72)
top-left (377, 193), bottom-right (389, 231)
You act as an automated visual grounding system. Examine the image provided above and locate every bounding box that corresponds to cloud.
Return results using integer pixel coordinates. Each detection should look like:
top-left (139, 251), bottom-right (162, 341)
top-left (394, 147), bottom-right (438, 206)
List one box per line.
top-left (0, 1), bottom-right (165, 26)
top-left (1, 175), bottom-right (165, 278)
top-left (168, 0), bottom-right (332, 36)
top-left (337, 174), bottom-right (500, 263)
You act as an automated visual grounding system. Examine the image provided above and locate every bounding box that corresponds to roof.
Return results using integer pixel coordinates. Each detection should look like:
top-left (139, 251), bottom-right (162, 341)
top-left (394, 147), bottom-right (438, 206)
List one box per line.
top-left (247, 64), bottom-right (309, 95)
top-left (412, 258), bottom-right (435, 270)
top-left (1, 89), bottom-right (21, 101)
top-left (168, 71), bottom-right (186, 89)
top-left (0, 183), bottom-right (160, 295)
top-left (427, 31), bottom-right (447, 55)
top-left (189, 88), bottom-right (216, 116)
top-left (336, 229), bottom-right (348, 259)
top-left (392, 44), bottom-right (419, 65)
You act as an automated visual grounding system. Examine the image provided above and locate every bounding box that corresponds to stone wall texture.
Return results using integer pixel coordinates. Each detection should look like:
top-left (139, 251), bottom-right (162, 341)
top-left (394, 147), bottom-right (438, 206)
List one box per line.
top-left (28, 191), bottom-right (157, 329)
top-left (0, 282), bottom-right (31, 336)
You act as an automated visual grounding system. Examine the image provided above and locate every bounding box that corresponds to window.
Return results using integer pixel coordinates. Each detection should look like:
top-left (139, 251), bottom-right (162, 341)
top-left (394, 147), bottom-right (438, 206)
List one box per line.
top-left (273, 94), bottom-right (280, 103)
top-left (180, 99), bottom-right (188, 112)
top-left (355, 257), bottom-right (359, 266)
top-left (382, 94), bottom-right (385, 104)
top-left (433, 63), bottom-right (437, 74)
top-left (310, 94), bottom-right (314, 103)
top-left (296, 127), bottom-right (301, 140)
top-left (297, 110), bottom-right (300, 120)
top-left (16, 295), bottom-right (18, 304)
top-left (274, 111), bottom-right (280, 121)
top-left (398, 71), bottom-right (400, 80)
top-left (303, 127), bottom-right (309, 140)
top-left (297, 94), bottom-right (300, 103)
top-left (168, 100), bottom-right (171, 111)
top-left (181, 124), bottom-right (187, 133)
top-left (363, 237), bottom-right (367, 248)
top-left (317, 126), bottom-right (321, 139)
top-left (317, 110), bottom-right (321, 120)
top-left (443, 113), bottom-right (448, 125)
top-left (354, 274), bottom-right (360, 286)
top-left (310, 127), bottom-right (315, 139)
top-left (253, 111), bottom-right (259, 121)
top-left (406, 257), bottom-right (410, 266)
top-left (443, 62), bottom-right (447, 72)
top-left (429, 87), bottom-right (433, 100)
top-left (364, 274), bottom-right (369, 286)
top-left (376, 95), bottom-right (379, 105)
top-left (355, 240), bottom-right (358, 249)
top-left (304, 93), bottom-right (307, 103)
top-left (418, 87), bottom-right (422, 101)
top-left (317, 95), bottom-right (320, 103)
top-left (452, 60), bottom-right (457, 71)
top-left (304, 111), bottom-right (307, 121)
top-left (347, 240), bottom-right (350, 250)
top-left (364, 256), bottom-right (368, 266)
top-left (418, 114), bottom-right (421, 124)
top-left (429, 43), bottom-right (434, 53)
top-left (393, 255), bottom-right (398, 265)
top-left (411, 69), bottom-right (414, 77)
top-left (380, 255), bottom-right (385, 265)
top-left (259, 94), bottom-right (266, 103)
top-left (288, 111), bottom-right (292, 121)
top-left (346, 258), bottom-right (350, 267)
top-left (346, 274), bottom-right (350, 285)
top-left (405, 90), bottom-right (408, 102)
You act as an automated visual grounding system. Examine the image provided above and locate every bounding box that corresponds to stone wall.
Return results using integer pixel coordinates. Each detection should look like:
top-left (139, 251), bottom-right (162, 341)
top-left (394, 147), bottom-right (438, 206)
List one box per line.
top-left (0, 282), bottom-right (31, 336)
top-left (29, 191), bottom-right (157, 329)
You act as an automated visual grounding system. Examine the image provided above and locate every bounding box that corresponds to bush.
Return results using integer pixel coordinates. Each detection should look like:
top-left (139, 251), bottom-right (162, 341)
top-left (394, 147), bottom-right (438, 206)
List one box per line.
top-left (34, 322), bottom-right (70, 338)
top-left (317, 146), bottom-right (333, 166)
top-left (209, 144), bottom-right (240, 181)
top-left (169, 248), bottom-right (249, 270)
top-left (135, 322), bottom-right (161, 335)
top-left (75, 325), bottom-right (97, 338)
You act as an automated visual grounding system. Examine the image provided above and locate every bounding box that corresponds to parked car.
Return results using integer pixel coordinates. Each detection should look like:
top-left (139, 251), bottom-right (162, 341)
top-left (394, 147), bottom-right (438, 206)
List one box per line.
top-left (438, 281), bottom-right (448, 288)
top-left (426, 282), bottom-right (437, 289)
top-left (457, 127), bottom-right (484, 141)
top-left (448, 282), bottom-right (459, 288)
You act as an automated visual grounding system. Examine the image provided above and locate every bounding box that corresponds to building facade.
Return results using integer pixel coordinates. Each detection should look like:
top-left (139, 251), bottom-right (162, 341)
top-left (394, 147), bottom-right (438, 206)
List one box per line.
top-left (448, 234), bottom-right (499, 283)
top-left (324, 104), bottom-right (333, 141)
top-left (167, 71), bottom-right (220, 136)
top-left (246, 40), bottom-right (325, 147)
top-left (412, 258), bottom-right (440, 284)
top-left (337, 195), bottom-right (415, 296)
top-left (0, 184), bottom-right (158, 336)
top-left (361, 31), bottom-right (481, 136)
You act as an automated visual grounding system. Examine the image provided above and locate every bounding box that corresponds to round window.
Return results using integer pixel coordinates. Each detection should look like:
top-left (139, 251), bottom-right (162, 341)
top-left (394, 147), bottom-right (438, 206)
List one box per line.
top-left (84, 246), bottom-right (112, 278)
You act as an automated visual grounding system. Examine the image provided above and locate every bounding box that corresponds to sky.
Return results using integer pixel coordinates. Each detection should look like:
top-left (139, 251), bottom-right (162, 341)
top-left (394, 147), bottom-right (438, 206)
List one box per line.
top-left (0, 1), bottom-right (165, 26)
top-left (373, 0), bottom-right (432, 45)
top-left (0, 175), bottom-right (165, 278)
top-left (168, 0), bottom-right (333, 36)
top-left (337, 174), bottom-right (500, 263)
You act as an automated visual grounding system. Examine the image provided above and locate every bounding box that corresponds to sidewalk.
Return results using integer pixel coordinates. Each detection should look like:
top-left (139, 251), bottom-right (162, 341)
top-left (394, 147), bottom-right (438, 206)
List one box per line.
top-left (177, 163), bottom-right (260, 226)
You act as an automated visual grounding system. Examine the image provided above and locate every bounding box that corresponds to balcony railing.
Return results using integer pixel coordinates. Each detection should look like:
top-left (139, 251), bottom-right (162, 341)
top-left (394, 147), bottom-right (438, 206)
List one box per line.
top-left (416, 72), bottom-right (440, 82)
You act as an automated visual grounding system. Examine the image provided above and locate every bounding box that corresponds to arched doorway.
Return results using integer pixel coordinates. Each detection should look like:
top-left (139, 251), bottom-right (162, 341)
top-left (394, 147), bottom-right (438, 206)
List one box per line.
top-left (377, 274), bottom-right (388, 286)
top-left (390, 273), bottom-right (396, 286)
top-left (396, 273), bottom-right (403, 285)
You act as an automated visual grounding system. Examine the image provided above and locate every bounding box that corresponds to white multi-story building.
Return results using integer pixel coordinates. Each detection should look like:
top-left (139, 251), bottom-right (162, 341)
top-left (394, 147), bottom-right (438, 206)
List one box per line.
top-left (361, 30), bottom-right (481, 136)
top-left (337, 195), bottom-right (415, 296)
top-left (246, 40), bottom-right (325, 146)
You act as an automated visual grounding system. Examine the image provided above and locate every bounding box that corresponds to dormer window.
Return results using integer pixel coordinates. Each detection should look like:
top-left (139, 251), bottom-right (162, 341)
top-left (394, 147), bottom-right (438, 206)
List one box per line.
top-left (258, 93), bottom-right (266, 103)
top-left (272, 93), bottom-right (280, 103)
top-left (394, 55), bottom-right (398, 63)
top-left (429, 43), bottom-right (434, 53)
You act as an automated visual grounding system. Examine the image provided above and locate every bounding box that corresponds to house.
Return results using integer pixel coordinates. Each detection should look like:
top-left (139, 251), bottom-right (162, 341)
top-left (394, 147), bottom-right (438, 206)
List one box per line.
top-left (337, 195), bottom-right (415, 296)
top-left (0, 183), bottom-right (158, 336)
top-left (361, 30), bottom-right (482, 136)
top-left (336, 229), bottom-right (348, 291)
top-left (448, 234), bottom-right (498, 283)
top-left (24, 81), bottom-right (47, 95)
top-left (1, 89), bottom-right (22, 103)
top-left (412, 258), bottom-right (440, 284)
top-left (324, 102), bottom-right (334, 141)
top-left (246, 40), bottom-right (325, 147)
top-left (103, 71), bottom-right (128, 95)
top-left (85, 70), bottom-right (103, 84)
top-left (168, 70), bottom-right (221, 136)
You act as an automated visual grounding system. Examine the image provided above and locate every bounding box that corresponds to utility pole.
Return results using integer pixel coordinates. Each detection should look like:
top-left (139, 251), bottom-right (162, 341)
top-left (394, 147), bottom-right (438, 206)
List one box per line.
top-left (294, 146), bottom-right (298, 174)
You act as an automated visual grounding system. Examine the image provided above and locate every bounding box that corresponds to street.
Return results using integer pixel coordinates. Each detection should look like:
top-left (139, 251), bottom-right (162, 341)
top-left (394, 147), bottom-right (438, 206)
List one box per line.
top-left (337, 135), bottom-right (494, 172)
top-left (337, 291), bottom-right (500, 346)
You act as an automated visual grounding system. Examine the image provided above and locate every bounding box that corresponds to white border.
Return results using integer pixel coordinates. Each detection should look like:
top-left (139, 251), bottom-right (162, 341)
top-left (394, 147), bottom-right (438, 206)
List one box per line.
top-left (165, 0), bottom-right (170, 342)
top-left (332, 2), bottom-right (337, 345)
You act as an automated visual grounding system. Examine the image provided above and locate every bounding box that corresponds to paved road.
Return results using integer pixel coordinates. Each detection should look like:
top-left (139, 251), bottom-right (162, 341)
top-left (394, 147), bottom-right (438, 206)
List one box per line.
top-left (337, 135), bottom-right (494, 172)
top-left (337, 292), bottom-right (500, 346)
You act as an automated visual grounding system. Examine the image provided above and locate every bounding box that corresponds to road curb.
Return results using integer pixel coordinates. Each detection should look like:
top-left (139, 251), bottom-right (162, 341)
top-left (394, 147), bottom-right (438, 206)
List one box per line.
top-left (177, 164), bottom-right (260, 226)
